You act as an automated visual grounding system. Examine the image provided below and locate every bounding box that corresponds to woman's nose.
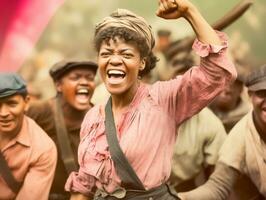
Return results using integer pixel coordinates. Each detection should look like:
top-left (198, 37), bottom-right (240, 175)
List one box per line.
top-left (109, 55), bottom-right (122, 66)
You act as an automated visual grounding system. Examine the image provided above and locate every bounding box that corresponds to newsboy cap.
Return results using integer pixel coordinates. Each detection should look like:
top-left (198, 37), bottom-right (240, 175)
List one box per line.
top-left (49, 60), bottom-right (98, 81)
top-left (245, 64), bottom-right (266, 91)
top-left (157, 29), bottom-right (171, 37)
top-left (0, 73), bottom-right (27, 98)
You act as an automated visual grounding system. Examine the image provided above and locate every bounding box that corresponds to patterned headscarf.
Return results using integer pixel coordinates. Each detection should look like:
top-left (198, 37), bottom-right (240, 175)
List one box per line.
top-left (95, 9), bottom-right (155, 53)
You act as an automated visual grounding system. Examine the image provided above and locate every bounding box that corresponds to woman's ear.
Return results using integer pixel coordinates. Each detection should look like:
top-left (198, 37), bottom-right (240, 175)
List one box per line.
top-left (139, 58), bottom-right (146, 71)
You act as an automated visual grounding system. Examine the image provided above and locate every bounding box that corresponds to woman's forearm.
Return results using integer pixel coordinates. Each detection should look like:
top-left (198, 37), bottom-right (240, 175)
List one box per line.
top-left (184, 5), bottom-right (222, 46)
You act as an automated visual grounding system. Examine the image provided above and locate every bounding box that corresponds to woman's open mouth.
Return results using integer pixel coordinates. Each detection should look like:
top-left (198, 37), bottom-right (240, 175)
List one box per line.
top-left (107, 69), bottom-right (126, 84)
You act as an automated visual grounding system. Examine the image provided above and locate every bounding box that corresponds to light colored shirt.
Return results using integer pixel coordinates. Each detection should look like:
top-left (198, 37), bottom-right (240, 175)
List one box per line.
top-left (0, 116), bottom-right (57, 200)
top-left (171, 108), bottom-right (227, 184)
top-left (65, 31), bottom-right (236, 196)
top-left (219, 111), bottom-right (266, 196)
top-left (178, 111), bottom-right (266, 200)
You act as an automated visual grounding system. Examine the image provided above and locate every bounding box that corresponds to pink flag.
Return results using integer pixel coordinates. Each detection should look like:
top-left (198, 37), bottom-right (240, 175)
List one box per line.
top-left (0, 0), bottom-right (64, 72)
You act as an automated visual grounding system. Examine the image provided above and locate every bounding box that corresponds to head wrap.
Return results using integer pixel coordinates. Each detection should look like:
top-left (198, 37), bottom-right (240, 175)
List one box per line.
top-left (95, 9), bottom-right (155, 53)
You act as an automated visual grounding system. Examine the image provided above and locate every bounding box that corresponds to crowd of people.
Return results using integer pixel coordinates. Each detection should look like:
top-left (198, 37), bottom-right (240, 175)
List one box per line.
top-left (0, 0), bottom-right (265, 200)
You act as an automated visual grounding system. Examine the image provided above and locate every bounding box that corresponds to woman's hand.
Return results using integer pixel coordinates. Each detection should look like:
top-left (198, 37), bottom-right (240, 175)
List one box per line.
top-left (157, 0), bottom-right (221, 45)
top-left (156, 0), bottom-right (196, 20)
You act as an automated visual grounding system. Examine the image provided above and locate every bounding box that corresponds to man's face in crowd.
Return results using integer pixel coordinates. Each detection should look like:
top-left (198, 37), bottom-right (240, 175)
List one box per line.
top-left (211, 80), bottom-right (243, 111)
top-left (250, 89), bottom-right (266, 128)
top-left (158, 35), bottom-right (171, 52)
top-left (56, 67), bottom-right (96, 111)
top-left (0, 94), bottom-right (29, 136)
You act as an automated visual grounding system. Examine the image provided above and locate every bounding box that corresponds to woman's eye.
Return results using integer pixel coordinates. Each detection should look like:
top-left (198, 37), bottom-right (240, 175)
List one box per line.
top-left (123, 53), bottom-right (133, 58)
top-left (100, 52), bottom-right (110, 57)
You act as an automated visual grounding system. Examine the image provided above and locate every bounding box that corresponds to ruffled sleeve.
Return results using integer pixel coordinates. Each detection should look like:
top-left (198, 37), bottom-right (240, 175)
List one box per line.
top-left (64, 107), bottom-right (100, 195)
top-left (149, 31), bottom-right (236, 126)
top-left (65, 105), bottom-right (115, 195)
top-left (65, 170), bottom-right (95, 196)
top-left (192, 31), bottom-right (228, 57)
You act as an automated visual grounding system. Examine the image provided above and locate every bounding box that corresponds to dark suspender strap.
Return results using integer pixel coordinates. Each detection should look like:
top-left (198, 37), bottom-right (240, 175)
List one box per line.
top-left (54, 97), bottom-right (78, 174)
top-left (0, 151), bottom-right (23, 194)
top-left (104, 98), bottom-right (145, 190)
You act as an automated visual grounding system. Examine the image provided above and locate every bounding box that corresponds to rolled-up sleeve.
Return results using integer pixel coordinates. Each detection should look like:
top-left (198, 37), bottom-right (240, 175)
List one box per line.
top-left (65, 170), bottom-right (95, 196)
top-left (65, 108), bottom-right (97, 196)
top-left (149, 31), bottom-right (237, 125)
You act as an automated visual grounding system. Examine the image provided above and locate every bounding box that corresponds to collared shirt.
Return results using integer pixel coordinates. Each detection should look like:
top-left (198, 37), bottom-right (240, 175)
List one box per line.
top-left (65, 31), bottom-right (236, 196)
top-left (0, 116), bottom-right (57, 200)
top-left (171, 107), bottom-right (227, 184)
top-left (219, 111), bottom-right (266, 196)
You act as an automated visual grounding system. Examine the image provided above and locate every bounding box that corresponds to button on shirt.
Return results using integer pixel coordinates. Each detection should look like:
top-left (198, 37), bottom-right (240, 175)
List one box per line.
top-left (0, 116), bottom-right (57, 200)
top-left (65, 31), bottom-right (237, 196)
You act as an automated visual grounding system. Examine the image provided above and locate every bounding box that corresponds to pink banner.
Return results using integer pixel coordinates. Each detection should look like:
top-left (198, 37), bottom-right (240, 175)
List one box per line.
top-left (0, 0), bottom-right (64, 72)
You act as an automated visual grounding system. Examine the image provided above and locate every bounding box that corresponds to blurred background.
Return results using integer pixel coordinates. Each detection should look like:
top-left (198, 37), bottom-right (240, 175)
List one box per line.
top-left (18, 0), bottom-right (265, 99)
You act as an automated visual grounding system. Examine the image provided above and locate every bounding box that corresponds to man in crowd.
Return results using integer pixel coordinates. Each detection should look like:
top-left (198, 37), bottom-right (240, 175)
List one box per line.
top-left (27, 60), bottom-right (98, 200)
top-left (0, 73), bottom-right (57, 199)
top-left (170, 107), bottom-right (227, 192)
top-left (209, 63), bottom-right (254, 199)
top-left (179, 64), bottom-right (266, 199)
top-left (209, 62), bottom-right (251, 132)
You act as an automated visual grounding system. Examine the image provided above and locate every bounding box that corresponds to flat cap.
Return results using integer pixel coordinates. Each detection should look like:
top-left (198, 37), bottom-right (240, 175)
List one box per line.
top-left (49, 60), bottom-right (98, 81)
top-left (0, 73), bottom-right (27, 98)
top-left (245, 64), bottom-right (266, 91)
top-left (157, 29), bottom-right (171, 37)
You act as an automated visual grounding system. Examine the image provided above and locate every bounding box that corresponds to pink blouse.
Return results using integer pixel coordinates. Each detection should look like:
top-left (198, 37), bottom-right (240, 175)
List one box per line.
top-left (65, 32), bottom-right (236, 196)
